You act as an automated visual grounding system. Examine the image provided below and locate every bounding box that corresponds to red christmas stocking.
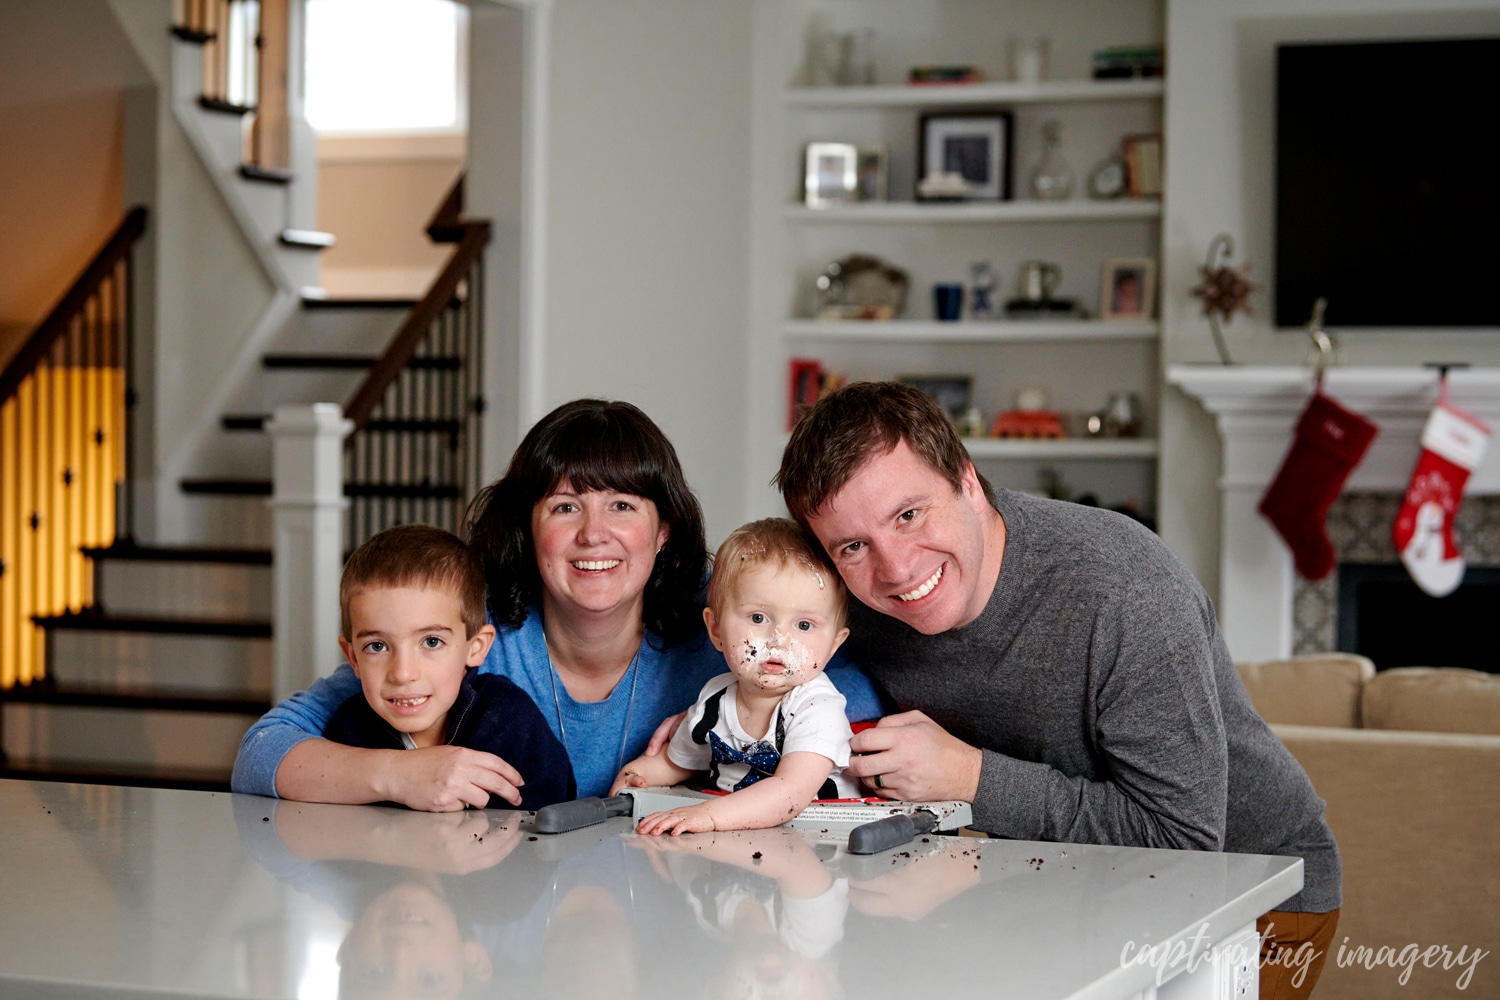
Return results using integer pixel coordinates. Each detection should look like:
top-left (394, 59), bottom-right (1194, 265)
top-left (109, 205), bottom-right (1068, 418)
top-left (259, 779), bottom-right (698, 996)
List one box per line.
top-left (1258, 391), bottom-right (1379, 581)
top-left (1392, 394), bottom-right (1491, 597)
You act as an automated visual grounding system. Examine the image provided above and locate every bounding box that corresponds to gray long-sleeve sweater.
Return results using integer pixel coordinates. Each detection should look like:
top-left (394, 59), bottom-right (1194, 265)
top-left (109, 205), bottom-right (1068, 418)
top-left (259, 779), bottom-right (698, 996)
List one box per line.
top-left (846, 489), bottom-right (1340, 913)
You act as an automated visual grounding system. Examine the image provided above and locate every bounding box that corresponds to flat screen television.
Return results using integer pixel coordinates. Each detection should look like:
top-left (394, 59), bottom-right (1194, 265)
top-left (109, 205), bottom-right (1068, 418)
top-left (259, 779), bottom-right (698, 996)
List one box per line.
top-left (1274, 38), bottom-right (1500, 329)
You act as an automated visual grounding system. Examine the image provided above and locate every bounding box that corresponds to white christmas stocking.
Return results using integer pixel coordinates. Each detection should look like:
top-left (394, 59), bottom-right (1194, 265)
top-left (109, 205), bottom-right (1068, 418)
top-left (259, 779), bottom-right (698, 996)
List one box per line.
top-left (1392, 396), bottom-right (1491, 596)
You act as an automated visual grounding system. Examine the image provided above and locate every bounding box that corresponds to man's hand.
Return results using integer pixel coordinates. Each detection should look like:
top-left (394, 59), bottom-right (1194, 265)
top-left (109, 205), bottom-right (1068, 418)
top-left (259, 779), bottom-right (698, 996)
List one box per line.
top-left (644, 711), bottom-right (687, 756)
top-left (844, 710), bottom-right (982, 803)
top-left (376, 746), bottom-right (524, 811)
top-left (849, 849), bottom-right (982, 920)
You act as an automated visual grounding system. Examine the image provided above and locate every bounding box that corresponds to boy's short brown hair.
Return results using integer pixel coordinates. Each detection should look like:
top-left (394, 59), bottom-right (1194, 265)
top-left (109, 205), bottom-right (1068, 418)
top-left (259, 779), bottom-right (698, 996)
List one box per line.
top-left (775, 380), bottom-right (995, 528)
top-left (339, 524), bottom-right (488, 639)
top-left (707, 518), bottom-right (847, 626)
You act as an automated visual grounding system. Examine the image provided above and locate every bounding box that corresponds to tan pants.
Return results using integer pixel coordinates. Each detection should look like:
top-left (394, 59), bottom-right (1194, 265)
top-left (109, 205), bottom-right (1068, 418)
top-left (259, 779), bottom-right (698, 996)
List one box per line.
top-left (1258, 908), bottom-right (1341, 1000)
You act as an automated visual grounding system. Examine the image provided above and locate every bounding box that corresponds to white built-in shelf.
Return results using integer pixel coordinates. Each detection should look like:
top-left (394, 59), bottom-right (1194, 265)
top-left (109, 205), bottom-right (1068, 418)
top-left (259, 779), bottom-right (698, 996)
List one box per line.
top-left (784, 200), bottom-right (1160, 224)
top-left (962, 437), bottom-right (1158, 461)
top-left (784, 78), bottom-right (1164, 109)
top-left (783, 318), bottom-right (1158, 343)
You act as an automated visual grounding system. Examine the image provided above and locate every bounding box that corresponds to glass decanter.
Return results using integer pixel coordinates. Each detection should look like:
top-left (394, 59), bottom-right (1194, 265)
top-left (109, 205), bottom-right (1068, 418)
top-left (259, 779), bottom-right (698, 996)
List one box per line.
top-left (1028, 119), bottom-right (1076, 201)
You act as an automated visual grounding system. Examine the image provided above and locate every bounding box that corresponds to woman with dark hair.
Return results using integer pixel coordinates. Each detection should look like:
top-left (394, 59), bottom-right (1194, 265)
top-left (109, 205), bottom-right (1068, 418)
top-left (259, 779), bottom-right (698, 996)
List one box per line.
top-left (233, 399), bottom-right (882, 807)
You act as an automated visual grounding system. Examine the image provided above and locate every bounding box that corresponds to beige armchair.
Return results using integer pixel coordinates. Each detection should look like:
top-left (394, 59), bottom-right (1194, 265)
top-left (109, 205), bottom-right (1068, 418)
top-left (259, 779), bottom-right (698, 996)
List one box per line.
top-left (1234, 656), bottom-right (1500, 999)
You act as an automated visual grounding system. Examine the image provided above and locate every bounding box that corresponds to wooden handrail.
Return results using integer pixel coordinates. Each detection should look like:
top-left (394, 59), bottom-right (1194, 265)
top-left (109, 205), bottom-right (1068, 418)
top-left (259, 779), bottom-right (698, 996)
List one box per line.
top-left (343, 220), bottom-right (490, 429)
top-left (426, 175), bottom-right (466, 244)
top-left (0, 207), bottom-right (148, 405)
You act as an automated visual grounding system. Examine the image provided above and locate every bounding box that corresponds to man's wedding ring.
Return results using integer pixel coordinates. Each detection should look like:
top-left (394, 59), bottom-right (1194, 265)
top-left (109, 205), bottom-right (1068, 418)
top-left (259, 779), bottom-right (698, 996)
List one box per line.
top-left (873, 773), bottom-right (884, 789)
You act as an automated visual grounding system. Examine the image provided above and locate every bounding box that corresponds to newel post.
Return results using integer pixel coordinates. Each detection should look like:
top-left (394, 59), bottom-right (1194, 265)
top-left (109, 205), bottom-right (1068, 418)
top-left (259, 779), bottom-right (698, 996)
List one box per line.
top-left (267, 404), bottom-right (352, 701)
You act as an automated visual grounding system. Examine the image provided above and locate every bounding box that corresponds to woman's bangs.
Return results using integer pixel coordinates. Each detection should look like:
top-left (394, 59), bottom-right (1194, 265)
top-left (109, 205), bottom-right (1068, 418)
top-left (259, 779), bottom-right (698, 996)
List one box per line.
top-left (542, 428), bottom-right (661, 502)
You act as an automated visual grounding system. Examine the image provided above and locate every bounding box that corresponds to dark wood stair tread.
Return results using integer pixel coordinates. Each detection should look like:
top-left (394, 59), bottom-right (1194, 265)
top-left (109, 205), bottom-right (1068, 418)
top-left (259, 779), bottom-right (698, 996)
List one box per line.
top-left (79, 542), bottom-right (272, 565)
top-left (279, 229), bottom-right (336, 249)
top-left (221, 414), bottom-right (268, 431)
top-left (263, 353), bottom-right (376, 369)
top-left (33, 610), bottom-right (272, 638)
top-left (261, 353), bottom-right (459, 369)
top-left (179, 478), bottom-right (274, 497)
top-left (223, 414), bottom-right (460, 433)
top-left (240, 164), bottom-right (294, 185)
top-left (300, 294), bottom-right (421, 310)
top-left (199, 96), bottom-right (253, 116)
top-left (171, 26), bottom-right (216, 43)
top-left (1, 682), bottom-right (270, 715)
top-left (180, 478), bottom-right (462, 500)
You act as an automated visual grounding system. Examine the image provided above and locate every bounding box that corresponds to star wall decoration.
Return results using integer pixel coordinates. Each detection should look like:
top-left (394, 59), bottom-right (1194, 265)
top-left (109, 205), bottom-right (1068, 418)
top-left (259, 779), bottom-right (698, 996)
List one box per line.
top-left (1192, 259), bottom-right (1256, 323)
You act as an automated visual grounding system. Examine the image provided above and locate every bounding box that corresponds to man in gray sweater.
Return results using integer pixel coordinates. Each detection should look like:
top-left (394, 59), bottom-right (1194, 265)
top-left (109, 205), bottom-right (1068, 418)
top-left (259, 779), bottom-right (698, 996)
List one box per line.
top-left (776, 381), bottom-right (1340, 1000)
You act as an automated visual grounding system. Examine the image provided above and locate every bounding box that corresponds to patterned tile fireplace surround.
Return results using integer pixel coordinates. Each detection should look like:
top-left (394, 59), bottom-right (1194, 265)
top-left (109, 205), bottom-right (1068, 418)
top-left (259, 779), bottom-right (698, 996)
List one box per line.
top-left (1294, 492), bottom-right (1500, 654)
top-left (1169, 366), bottom-right (1500, 663)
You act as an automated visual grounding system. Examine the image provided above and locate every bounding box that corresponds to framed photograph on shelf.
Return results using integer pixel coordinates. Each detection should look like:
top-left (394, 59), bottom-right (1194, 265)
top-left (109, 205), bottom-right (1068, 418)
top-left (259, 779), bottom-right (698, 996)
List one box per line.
top-left (856, 145), bottom-right (888, 201)
top-left (804, 142), bottom-right (859, 208)
top-left (918, 112), bottom-right (1012, 201)
top-left (1099, 258), bottom-right (1157, 320)
top-left (898, 374), bottom-right (973, 421)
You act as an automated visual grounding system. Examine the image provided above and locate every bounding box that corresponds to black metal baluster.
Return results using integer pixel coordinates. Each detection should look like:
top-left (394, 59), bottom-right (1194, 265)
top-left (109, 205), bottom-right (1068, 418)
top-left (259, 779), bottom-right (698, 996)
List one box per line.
top-left (121, 253), bottom-right (135, 542)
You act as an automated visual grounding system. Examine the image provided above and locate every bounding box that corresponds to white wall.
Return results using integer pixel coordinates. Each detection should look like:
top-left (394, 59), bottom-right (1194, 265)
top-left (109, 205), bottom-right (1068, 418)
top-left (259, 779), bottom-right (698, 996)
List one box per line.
top-left (0, 0), bottom-right (146, 360)
top-left (540, 0), bottom-right (755, 546)
top-left (315, 135), bottom-right (464, 298)
top-left (109, 0), bottom-right (291, 542)
top-left (1158, 0), bottom-right (1500, 601)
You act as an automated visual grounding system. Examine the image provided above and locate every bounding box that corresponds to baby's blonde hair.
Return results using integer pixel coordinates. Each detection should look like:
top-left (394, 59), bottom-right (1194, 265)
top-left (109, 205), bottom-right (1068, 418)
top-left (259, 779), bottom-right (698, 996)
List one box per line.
top-left (707, 518), bottom-right (847, 625)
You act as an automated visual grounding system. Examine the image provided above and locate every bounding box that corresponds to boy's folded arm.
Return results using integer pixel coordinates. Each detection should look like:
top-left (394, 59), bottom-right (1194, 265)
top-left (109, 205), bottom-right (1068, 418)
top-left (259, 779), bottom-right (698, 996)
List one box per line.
top-left (275, 740), bottom-right (523, 811)
top-left (232, 666), bottom-right (363, 796)
top-left (699, 751), bottom-right (836, 831)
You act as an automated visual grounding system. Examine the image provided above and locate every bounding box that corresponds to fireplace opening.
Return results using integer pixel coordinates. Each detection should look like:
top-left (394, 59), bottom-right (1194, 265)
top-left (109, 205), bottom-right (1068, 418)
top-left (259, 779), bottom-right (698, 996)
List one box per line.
top-left (1337, 564), bottom-right (1500, 673)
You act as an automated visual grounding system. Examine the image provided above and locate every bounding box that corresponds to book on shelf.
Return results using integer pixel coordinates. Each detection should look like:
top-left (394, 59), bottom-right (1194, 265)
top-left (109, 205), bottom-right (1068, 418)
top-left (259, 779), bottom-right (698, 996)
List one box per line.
top-left (1123, 133), bottom-right (1162, 198)
top-left (786, 358), bottom-right (847, 430)
top-left (907, 65), bottom-right (984, 86)
top-left (1091, 46), bottom-right (1164, 79)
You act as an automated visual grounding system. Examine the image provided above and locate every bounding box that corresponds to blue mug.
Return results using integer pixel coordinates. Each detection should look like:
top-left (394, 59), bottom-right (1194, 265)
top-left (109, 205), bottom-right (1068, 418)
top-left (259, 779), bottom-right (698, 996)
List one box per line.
top-left (933, 283), bottom-right (964, 321)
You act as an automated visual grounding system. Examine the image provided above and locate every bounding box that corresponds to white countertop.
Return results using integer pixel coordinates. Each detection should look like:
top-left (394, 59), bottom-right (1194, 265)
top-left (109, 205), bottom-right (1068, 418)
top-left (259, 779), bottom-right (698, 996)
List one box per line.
top-left (0, 779), bottom-right (1300, 999)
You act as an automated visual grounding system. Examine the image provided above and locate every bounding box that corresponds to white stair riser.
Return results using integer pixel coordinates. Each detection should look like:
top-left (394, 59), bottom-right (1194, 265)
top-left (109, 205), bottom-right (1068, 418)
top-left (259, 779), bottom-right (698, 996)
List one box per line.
top-left (179, 495), bottom-right (275, 549)
top-left (190, 100), bottom-right (251, 179)
top-left (2, 704), bottom-right (256, 772)
top-left (277, 307), bottom-right (409, 354)
top-left (277, 248), bottom-right (323, 293)
top-left (231, 179), bottom-right (291, 244)
top-left (95, 562), bottom-right (271, 620)
top-left (187, 431), bottom-right (272, 480)
top-left (48, 632), bottom-right (272, 694)
top-left (225, 367), bottom-right (370, 415)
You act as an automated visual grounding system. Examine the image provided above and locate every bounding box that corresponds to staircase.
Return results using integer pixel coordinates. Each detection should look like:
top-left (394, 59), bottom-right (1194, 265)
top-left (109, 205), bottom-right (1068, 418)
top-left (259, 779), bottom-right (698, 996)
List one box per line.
top-left (0, 2), bottom-right (488, 791)
top-left (9, 544), bottom-right (273, 789)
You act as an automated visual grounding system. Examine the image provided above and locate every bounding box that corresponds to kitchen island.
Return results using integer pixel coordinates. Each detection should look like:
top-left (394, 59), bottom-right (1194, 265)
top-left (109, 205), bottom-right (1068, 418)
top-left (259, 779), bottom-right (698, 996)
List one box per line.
top-left (0, 779), bottom-right (1298, 998)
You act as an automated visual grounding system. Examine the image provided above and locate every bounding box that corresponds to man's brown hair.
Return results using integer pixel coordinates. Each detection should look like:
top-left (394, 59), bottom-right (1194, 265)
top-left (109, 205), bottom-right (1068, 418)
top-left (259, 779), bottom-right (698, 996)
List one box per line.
top-left (339, 524), bottom-right (488, 639)
top-left (707, 518), bottom-right (847, 626)
top-left (775, 380), bottom-right (993, 527)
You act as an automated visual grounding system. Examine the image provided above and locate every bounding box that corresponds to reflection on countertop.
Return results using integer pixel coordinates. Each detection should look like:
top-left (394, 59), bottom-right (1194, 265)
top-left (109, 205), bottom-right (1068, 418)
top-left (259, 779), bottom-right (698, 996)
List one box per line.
top-left (0, 779), bottom-right (1299, 999)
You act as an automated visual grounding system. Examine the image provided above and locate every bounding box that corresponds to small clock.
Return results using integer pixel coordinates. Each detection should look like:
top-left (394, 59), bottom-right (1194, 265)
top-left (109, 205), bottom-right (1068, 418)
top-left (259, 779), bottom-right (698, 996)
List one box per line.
top-left (1087, 156), bottom-right (1127, 199)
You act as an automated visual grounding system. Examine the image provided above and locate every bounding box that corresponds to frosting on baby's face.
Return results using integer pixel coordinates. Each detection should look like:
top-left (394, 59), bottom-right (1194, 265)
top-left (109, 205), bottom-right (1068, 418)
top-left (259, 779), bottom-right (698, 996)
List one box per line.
top-left (707, 562), bottom-right (850, 697)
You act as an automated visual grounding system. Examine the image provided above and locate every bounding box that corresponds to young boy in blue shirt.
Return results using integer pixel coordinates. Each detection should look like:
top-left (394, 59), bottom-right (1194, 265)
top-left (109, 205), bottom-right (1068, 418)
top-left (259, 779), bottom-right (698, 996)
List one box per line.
top-left (325, 524), bottom-right (575, 810)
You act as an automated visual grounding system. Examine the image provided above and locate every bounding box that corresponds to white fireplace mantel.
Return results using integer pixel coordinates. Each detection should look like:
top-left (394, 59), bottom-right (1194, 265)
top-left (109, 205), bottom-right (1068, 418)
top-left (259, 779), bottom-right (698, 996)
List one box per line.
top-left (1168, 365), bottom-right (1500, 661)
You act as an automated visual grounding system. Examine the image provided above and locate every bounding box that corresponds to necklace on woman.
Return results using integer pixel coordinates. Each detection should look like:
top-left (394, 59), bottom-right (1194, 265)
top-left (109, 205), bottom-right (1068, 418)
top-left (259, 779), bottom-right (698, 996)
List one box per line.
top-left (546, 644), bottom-right (642, 778)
